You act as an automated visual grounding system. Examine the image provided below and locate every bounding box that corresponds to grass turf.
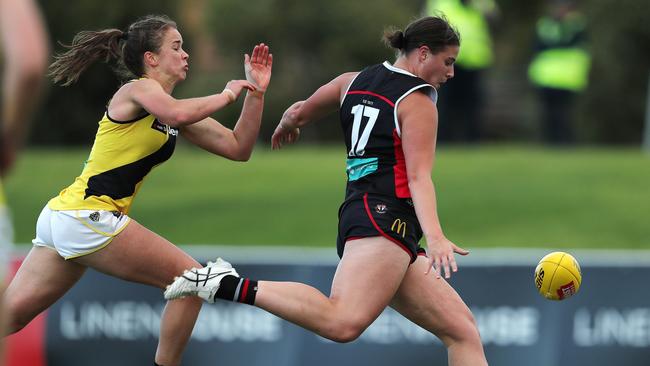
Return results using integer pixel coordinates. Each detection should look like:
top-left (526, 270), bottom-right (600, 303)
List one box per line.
top-left (4, 145), bottom-right (649, 249)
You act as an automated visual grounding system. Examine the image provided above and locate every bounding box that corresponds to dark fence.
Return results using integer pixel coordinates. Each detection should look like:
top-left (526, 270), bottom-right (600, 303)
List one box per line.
top-left (5, 248), bottom-right (650, 366)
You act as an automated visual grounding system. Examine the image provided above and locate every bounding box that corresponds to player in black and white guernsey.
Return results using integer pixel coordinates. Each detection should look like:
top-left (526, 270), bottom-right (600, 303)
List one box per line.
top-left (336, 62), bottom-right (438, 262)
top-left (341, 61), bottom-right (436, 202)
top-left (165, 16), bottom-right (488, 366)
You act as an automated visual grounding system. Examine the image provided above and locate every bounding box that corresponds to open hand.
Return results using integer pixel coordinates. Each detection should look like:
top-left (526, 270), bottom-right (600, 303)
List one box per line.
top-left (425, 236), bottom-right (469, 279)
top-left (244, 43), bottom-right (273, 93)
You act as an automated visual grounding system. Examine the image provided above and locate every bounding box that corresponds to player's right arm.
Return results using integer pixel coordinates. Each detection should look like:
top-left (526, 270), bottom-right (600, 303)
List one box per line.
top-left (122, 78), bottom-right (255, 128)
top-left (271, 72), bottom-right (358, 149)
top-left (399, 91), bottom-right (469, 279)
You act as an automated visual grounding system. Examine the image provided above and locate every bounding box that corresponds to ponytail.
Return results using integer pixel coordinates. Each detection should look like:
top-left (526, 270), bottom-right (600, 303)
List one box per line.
top-left (48, 29), bottom-right (126, 86)
top-left (383, 28), bottom-right (406, 50)
top-left (49, 15), bottom-right (176, 86)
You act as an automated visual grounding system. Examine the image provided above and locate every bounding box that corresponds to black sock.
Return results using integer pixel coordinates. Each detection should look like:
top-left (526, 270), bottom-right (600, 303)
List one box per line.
top-left (214, 275), bottom-right (258, 305)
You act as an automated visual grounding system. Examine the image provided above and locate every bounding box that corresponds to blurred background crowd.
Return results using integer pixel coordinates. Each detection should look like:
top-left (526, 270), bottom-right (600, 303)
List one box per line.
top-left (23, 0), bottom-right (650, 148)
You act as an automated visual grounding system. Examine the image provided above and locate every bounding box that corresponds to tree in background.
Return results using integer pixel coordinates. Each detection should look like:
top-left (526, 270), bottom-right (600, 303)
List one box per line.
top-left (193, 0), bottom-right (421, 143)
top-left (29, 0), bottom-right (178, 146)
top-left (25, 0), bottom-right (650, 146)
top-left (579, 0), bottom-right (650, 144)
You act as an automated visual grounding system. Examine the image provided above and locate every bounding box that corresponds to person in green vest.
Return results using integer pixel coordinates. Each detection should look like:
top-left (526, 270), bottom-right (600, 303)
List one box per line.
top-left (425, 0), bottom-right (497, 142)
top-left (528, 0), bottom-right (590, 144)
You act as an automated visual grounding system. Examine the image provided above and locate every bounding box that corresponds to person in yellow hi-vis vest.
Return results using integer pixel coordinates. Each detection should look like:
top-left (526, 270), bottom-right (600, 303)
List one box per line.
top-left (528, 0), bottom-right (590, 144)
top-left (426, 0), bottom-right (498, 142)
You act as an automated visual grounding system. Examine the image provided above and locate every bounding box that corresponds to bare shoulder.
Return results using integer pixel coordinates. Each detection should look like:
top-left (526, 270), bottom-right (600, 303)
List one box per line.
top-left (334, 72), bottom-right (359, 87)
top-left (337, 72), bottom-right (359, 82)
top-left (399, 90), bottom-right (436, 115)
top-left (108, 79), bottom-right (158, 118)
top-left (332, 72), bottom-right (360, 99)
top-left (125, 78), bottom-right (161, 94)
top-left (396, 90), bottom-right (438, 134)
top-left (112, 78), bottom-right (164, 105)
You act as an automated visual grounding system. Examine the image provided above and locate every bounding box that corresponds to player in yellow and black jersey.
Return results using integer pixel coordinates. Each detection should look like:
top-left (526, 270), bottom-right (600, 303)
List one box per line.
top-left (2, 14), bottom-right (273, 366)
top-left (49, 108), bottom-right (179, 215)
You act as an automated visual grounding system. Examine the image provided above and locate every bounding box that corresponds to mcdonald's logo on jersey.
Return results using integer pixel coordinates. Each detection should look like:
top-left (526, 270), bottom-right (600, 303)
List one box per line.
top-left (391, 218), bottom-right (407, 238)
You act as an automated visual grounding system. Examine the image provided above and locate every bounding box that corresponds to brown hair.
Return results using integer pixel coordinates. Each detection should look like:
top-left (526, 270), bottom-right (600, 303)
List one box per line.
top-left (383, 15), bottom-right (460, 55)
top-left (48, 14), bottom-right (177, 86)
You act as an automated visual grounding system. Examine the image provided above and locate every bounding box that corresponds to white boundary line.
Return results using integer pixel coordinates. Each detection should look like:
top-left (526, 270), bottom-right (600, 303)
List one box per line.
top-left (180, 245), bottom-right (650, 267)
top-left (14, 244), bottom-right (650, 267)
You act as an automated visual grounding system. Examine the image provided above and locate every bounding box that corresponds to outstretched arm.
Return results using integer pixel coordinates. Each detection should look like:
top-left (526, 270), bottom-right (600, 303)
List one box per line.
top-left (129, 77), bottom-right (255, 129)
top-left (271, 72), bottom-right (357, 149)
top-left (180, 43), bottom-right (273, 161)
top-left (125, 44), bottom-right (271, 129)
top-left (399, 92), bottom-right (469, 279)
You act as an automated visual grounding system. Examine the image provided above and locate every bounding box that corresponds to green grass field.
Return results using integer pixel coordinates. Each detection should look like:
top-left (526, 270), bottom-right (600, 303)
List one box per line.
top-left (4, 145), bottom-right (649, 249)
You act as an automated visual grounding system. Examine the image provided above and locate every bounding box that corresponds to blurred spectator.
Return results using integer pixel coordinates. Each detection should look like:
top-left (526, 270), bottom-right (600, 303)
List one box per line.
top-left (528, 0), bottom-right (590, 145)
top-left (0, 0), bottom-right (49, 363)
top-left (425, 0), bottom-right (498, 143)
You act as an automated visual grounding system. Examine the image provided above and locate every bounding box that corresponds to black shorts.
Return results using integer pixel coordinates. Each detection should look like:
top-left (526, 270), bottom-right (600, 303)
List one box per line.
top-left (337, 193), bottom-right (425, 263)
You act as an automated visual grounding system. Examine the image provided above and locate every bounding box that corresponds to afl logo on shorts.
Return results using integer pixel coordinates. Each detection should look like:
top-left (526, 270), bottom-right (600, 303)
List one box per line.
top-left (89, 212), bottom-right (100, 222)
top-left (375, 204), bottom-right (387, 214)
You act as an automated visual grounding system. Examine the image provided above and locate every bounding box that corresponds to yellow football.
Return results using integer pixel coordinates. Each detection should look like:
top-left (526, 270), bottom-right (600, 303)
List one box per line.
top-left (534, 251), bottom-right (582, 300)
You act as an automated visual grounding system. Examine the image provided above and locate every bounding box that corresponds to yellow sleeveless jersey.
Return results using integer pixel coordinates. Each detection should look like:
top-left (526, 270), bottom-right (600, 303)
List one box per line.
top-left (48, 111), bottom-right (178, 214)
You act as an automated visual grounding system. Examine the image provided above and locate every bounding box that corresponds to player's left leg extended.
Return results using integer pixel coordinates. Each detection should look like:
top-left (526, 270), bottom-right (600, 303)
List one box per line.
top-left (73, 219), bottom-right (202, 366)
top-left (165, 236), bottom-right (413, 342)
top-left (390, 255), bottom-right (488, 366)
top-left (252, 236), bottom-right (411, 342)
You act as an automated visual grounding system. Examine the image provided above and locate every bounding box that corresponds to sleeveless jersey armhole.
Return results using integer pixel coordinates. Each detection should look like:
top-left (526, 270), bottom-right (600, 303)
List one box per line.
top-left (393, 84), bottom-right (436, 138)
top-left (106, 78), bottom-right (151, 124)
top-left (340, 73), bottom-right (362, 106)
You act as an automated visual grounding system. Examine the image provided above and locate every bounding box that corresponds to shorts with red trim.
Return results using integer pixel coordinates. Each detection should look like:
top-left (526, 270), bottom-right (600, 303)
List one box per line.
top-left (336, 193), bottom-right (425, 263)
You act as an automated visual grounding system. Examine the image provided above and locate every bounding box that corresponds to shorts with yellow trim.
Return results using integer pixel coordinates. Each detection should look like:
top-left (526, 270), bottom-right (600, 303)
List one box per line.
top-left (336, 193), bottom-right (425, 263)
top-left (32, 205), bottom-right (131, 260)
